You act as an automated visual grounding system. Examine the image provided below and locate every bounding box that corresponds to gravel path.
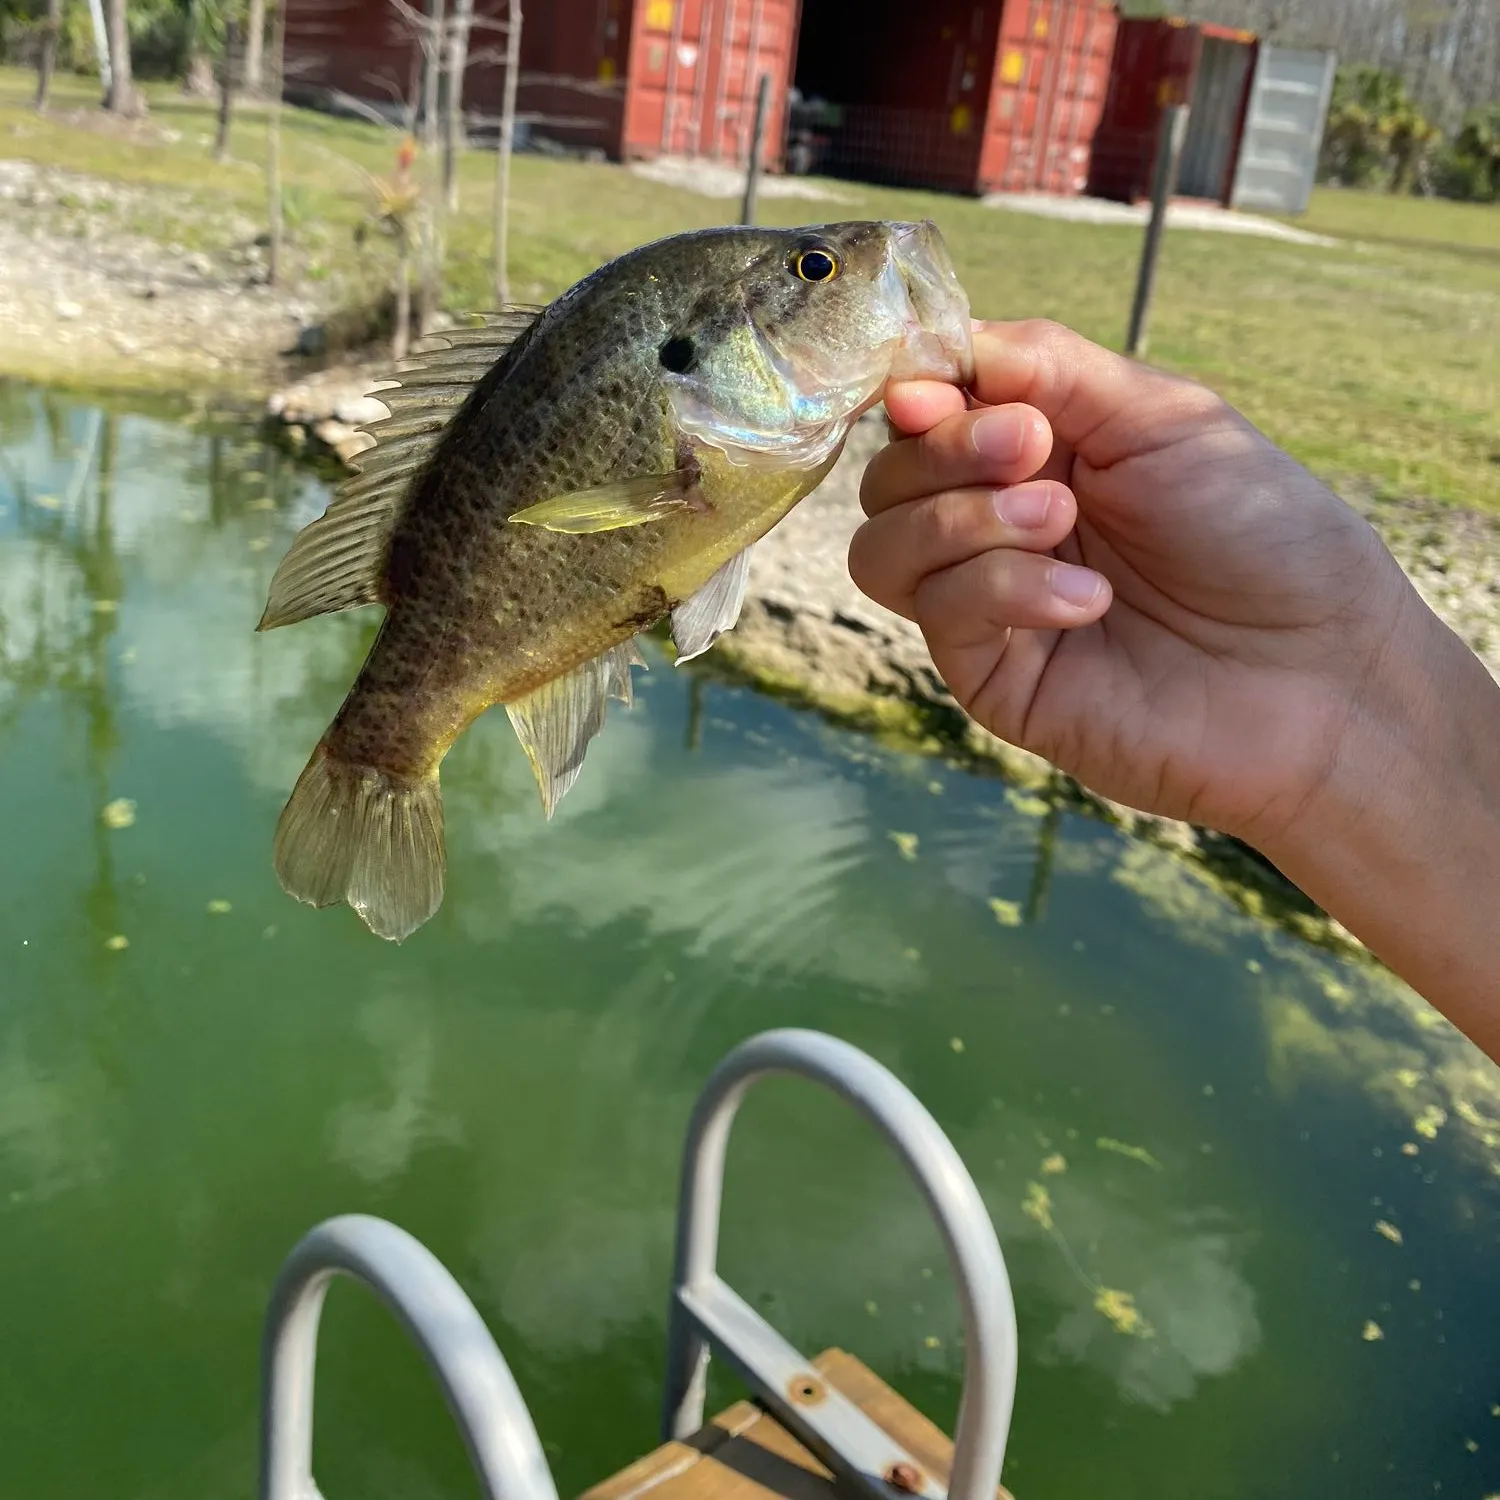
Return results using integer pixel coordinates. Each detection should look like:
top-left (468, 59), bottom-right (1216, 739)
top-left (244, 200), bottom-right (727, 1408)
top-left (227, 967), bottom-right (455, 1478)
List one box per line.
top-left (628, 155), bottom-right (853, 202)
top-left (980, 190), bottom-right (1338, 246)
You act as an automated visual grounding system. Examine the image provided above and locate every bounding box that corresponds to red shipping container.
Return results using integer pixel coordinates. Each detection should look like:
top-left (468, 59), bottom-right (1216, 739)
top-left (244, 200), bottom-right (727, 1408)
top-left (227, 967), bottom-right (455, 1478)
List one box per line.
top-left (1087, 16), bottom-right (1258, 205)
top-left (790, 0), bottom-right (1117, 197)
top-left (282, 0), bottom-right (800, 169)
top-left (980, 0), bottom-right (1121, 193)
top-left (622, 0), bottom-right (800, 164)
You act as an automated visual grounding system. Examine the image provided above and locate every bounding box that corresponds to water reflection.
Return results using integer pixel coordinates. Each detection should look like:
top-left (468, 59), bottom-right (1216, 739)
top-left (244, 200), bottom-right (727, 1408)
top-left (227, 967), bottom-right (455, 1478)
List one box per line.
top-left (0, 387), bottom-right (1496, 1500)
top-left (1116, 838), bottom-right (1500, 1171)
top-left (328, 985), bottom-right (465, 1187)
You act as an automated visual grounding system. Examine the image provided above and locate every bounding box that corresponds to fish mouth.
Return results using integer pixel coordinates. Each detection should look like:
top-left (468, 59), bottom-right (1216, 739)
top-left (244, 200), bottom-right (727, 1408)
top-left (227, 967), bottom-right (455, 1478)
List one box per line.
top-left (886, 221), bottom-right (975, 388)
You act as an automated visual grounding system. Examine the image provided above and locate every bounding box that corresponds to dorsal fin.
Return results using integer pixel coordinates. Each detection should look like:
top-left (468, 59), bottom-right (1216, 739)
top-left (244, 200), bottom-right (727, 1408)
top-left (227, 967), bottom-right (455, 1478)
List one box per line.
top-left (257, 307), bottom-right (545, 632)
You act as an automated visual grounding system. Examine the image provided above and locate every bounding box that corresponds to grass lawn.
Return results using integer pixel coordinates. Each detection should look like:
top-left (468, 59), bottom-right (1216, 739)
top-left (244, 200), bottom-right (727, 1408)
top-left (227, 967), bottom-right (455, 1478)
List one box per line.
top-left (2, 66), bottom-right (1498, 511)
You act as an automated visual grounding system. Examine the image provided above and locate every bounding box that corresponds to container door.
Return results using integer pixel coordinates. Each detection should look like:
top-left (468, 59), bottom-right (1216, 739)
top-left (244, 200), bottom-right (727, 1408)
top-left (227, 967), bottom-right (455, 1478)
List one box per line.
top-left (1086, 18), bottom-right (1198, 204)
top-left (1229, 44), bottom-right (1336, 214)
top-left (1176, 35), bottom-right (1253, 202)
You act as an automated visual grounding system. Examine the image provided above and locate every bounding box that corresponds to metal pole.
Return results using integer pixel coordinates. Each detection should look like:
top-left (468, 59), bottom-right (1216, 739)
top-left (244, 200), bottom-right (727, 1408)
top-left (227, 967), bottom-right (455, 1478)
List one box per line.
top-left (661, 1029), bottom-right (1018, 1500)
top-left (259, 1214), bottom-right (559, 1500)
top-left (1125, 102), bottom-right (1189, 358)
top-left (738, 73), bottom-right (771, 225)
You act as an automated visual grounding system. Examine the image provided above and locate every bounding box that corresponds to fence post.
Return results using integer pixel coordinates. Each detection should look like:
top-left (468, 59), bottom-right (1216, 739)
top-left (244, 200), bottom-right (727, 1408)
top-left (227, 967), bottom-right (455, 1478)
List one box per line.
top-left (1125, 103), bottom-right (1190, 358)
top-left (739, 73), bottom-right (771, 226)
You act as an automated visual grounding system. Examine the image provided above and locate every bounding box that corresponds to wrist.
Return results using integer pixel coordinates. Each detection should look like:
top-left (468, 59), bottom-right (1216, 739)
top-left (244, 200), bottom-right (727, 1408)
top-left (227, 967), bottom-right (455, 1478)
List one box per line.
top-left (1258, 591), bottom-right (1500, 1040)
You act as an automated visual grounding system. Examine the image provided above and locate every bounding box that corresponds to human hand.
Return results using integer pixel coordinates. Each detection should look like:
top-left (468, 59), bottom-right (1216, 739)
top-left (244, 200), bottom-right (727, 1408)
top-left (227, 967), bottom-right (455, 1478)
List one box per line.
top-left (850, 319), bottom-right (1431, 852)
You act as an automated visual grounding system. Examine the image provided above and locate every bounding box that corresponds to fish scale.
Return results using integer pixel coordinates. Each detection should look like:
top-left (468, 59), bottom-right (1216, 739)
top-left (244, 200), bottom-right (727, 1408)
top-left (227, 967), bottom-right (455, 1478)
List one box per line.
top-left (257, 220), bottom-right (972, 942)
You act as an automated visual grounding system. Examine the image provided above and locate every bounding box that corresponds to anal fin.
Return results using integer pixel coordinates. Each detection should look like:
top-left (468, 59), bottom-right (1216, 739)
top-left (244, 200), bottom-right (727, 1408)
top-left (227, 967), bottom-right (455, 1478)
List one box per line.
top-left (505, 638), bottom-right (644, 817)
top-left (671, 547), bottom-right (753, 664)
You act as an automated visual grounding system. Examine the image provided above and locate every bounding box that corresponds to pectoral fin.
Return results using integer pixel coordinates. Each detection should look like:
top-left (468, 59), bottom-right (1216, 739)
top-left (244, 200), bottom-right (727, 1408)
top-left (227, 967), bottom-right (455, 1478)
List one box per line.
top-left (505, 638), bottom-right (644, 817)
top-left (671, 548), bottom-right (754, 664)
top-left (509, 471), bottom-right (697, 534)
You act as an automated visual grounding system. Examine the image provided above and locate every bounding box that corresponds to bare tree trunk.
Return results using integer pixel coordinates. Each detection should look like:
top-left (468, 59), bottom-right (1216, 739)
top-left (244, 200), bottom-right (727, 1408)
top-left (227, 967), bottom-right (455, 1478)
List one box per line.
top-left (243, 0), bottom-right (266, 92)
top-left (416, 0), bottom-right (446, 338)
top-left (443, 0), bottom-right (474, 212)
top-left (393, 231), bottom-right (412, 361)
top-left (214, 16), bottom-right (239, 161)
top-left (184, 51), bottom-right (215, 95)
top-left (492, 0), bottom-right (522, 304)
top-left (34, 0), bottom-right (62, 111)
top-left (266, 0), bottom-right (288, 284)
top-left (103, 0), bottom-right (139, 114)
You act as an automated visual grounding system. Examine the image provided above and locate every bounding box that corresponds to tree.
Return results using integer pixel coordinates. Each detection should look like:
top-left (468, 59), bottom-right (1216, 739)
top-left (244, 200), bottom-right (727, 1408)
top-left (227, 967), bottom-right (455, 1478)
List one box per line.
top-left (183, 0), bottom-right (218, 96)
top-left (102, 0), bottom-right (140, 114)
top-left (213, 9), bottom-right (238, 161)
top-left (442, 0), bottom-right (473, 211)
top-left (33, 0), bottom-right (62, 111)
top-left (415, 0), bottom-right (445, 337)
top-left (1177, 0), bottom-right (1499, 137)
top-left (1437, 102), bottom-right (1500, 199)
top-left (266, 0), bottom-right (288, 281)
top-left (242, 0), bottom-right (264, 90)
top-left (1318, 65), bottom-right (1439, 190)
top-left (492, 0), bottom-right (521, 303)
top-left (356, 136), bottom-right (421, 360)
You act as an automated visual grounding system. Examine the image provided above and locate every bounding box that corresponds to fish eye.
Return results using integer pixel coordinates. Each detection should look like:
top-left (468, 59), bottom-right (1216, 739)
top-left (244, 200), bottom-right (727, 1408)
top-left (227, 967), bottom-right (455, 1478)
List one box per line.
top-left (791, 247), bottom-right (839, 284)
top-left (659, 335), bottom-right (695, 374)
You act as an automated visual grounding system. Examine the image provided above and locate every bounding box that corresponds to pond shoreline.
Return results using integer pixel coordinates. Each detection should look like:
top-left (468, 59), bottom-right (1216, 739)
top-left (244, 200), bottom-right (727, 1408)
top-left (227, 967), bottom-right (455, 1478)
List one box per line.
top-left (6, 153), bottom-right (1498, 972)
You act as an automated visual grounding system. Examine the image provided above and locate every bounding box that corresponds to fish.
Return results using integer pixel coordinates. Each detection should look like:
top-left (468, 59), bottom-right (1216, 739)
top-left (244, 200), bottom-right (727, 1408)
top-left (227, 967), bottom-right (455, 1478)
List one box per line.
top-left (258, 219), bottom-right (973, 943)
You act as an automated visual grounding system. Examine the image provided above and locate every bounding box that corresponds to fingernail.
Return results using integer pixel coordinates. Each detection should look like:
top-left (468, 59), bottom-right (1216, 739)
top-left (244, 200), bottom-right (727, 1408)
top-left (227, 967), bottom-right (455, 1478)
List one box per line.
top-left (971, 409), bottom-right (1025, 466)
top-left (1050, 562), bottom-right (1103, 609)
top-left (994, 483), bottom-right (1052, 529)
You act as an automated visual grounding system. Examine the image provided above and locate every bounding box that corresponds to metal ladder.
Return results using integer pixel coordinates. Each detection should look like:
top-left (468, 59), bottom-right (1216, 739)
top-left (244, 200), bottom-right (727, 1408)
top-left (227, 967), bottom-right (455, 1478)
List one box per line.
top-left (259, 1029), bottom-right (1020, 1500)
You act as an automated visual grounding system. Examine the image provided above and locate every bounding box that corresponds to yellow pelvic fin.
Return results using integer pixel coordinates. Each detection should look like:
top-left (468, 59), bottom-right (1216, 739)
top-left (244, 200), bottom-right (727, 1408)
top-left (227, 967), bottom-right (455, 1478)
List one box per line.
top-left (508, 470), bottom-right (697, 534)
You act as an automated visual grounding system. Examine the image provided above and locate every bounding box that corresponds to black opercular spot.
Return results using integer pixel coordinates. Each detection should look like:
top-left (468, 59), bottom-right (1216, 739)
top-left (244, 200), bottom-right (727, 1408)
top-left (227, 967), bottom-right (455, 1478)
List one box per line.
top-left (659, 336), bottom-right (696, 373)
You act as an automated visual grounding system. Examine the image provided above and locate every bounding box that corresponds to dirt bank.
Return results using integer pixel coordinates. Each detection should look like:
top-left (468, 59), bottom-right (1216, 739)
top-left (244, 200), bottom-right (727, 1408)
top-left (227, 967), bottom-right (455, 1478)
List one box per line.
top-left (0, 159), bottom-right (321, 396)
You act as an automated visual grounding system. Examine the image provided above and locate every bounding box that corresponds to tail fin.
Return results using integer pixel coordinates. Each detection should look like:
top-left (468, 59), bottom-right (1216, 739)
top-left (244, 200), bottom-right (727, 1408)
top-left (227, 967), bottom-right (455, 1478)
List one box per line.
top-left (272, 743), bottom-right (446, 942)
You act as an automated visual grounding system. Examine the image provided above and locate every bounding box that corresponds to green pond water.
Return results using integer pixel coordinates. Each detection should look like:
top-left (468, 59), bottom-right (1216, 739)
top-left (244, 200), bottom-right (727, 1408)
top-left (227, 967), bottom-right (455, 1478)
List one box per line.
top-left (1, 385), bottom-right (1498, 1500)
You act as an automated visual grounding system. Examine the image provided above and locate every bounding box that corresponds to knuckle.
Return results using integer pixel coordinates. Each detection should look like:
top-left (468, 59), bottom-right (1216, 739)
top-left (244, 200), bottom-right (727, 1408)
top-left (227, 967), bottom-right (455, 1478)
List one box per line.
top-left (1153, 372), bottom-right (1229, 429)
top-left (922, 489), bottom-right (984, 552)
top-left (977, 547), bottom-right (1022, 595)
top-left (858, 445), bottom-right (900, 513)
top-left (1014, 317), bottom-right (1069, 348)
top-left (920, 413), bottom-right (979, 475)
top-left (847, 520), bottom-right (904, 607)
top-left (846, 521), bottom-right (879, 590)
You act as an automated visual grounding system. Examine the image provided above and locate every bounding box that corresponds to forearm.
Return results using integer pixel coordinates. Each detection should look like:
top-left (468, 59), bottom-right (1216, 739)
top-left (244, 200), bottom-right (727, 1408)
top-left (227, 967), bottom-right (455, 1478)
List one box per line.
top-left (1260, 596), bottom-right (1500, 1059)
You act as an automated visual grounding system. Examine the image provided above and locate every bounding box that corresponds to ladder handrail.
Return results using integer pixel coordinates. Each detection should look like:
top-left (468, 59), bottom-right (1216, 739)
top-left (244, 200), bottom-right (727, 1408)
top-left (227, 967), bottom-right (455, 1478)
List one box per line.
top-left (660, 1029), bottom-right (1018, 1500)
top-left (259, 1213), bottom-right (560, 1500)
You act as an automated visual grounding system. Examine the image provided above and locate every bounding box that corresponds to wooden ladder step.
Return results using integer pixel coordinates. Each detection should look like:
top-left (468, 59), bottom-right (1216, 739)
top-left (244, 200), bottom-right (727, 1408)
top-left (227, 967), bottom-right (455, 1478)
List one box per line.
top-left (581, 1349), bottom-right (1015, 1500)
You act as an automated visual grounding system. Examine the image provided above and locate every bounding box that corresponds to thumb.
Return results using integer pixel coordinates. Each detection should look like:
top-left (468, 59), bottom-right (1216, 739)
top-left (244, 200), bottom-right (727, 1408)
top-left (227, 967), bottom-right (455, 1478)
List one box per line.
top-left (969, 320), bottom-right (1223, 470)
